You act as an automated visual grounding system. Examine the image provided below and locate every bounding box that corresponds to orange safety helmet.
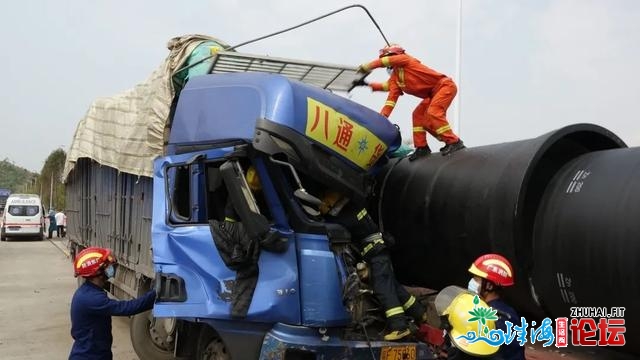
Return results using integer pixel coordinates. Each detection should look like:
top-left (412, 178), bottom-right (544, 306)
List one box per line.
top-left (379, 44), bottom-right (405, 58)
top-left (74, 247), bottom-right (116, 278)
top-left (468, 254), bottom-right (514, 287)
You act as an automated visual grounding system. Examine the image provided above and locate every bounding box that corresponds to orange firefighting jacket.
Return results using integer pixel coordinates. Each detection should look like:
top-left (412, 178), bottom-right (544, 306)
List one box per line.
top-left (361, 53), bottom-right (447, 117)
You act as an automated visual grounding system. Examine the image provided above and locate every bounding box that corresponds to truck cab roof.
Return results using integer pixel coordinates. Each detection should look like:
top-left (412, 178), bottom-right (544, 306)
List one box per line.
top-left (169, 72), bottom-right (400, 170)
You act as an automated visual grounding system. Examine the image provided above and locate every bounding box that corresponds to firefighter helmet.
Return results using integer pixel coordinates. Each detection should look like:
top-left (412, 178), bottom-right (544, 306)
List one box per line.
top-left (319, 191), bottom-right (344, 215)
top-left (468, 253), bottom-right (514, 287)
top-left (444, 292), bottom-right (499, 357)
top-left (379, 44), bottom-right (405, 57)
top-left (245, 166), bottom-right (262, 192)
top-left (74, 247), bottom-right (116, 278)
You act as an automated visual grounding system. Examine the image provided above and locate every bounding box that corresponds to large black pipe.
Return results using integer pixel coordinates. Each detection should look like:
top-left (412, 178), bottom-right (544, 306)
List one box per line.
top-left (532, 147), bottom-right (640, 352)
top-left (377, 124), bottom-right (638, 352)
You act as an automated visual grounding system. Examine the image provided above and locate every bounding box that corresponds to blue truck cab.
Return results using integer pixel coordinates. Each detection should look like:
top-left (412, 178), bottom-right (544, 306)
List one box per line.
top-left (151, 72), bottom-right (434, 359)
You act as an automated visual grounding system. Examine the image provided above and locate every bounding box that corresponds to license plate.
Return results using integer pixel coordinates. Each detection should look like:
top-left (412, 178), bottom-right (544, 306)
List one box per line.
top-left (380, 345), bottom-right (416, 360)
top-left (8, 226), bottom-right (21, 231)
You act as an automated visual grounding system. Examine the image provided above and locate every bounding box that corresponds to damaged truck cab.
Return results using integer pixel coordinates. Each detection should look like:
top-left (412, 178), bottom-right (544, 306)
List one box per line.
top-left (151, 72), bottom-right (432, 359)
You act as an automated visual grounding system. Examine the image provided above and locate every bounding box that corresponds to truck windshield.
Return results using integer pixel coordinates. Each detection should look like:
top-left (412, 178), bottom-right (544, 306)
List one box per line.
top-left (7, 205), bottom-right (40, 217)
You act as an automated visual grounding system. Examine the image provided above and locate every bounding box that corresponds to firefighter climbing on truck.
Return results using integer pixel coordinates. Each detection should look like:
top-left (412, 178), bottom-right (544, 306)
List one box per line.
top-left (353, 44), bottom-right (465, 160)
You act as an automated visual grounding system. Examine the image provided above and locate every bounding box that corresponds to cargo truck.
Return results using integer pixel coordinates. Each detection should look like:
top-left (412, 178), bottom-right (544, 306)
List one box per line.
top-left (0, 188), bottom-right (11, 212)
top-left (64, 35), bottom-right (640, 359)
top-left (64, 35), bottom-right (438, 360)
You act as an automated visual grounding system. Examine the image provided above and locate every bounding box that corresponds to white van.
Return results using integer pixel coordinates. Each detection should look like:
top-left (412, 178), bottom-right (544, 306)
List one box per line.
top-left (0, 194), bottom-right (45, 241)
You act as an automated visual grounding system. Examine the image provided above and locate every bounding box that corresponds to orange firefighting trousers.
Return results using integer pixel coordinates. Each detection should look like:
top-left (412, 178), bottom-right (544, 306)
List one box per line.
top-left (412, 78), bottom-right (459, 148)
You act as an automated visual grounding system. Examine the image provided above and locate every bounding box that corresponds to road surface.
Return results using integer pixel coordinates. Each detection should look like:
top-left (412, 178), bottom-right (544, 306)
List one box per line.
top-left (0, 236), bottom-right (634, 359)
top-left (0, 236), bottom-right (138, 360)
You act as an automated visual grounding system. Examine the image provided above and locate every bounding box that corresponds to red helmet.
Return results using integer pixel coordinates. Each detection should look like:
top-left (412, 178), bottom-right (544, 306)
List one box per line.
top-left (468, 254), bottom-right (514, 287)
top-left (74, 247), bottom-right (116, 278)
top-left (379, 44), bottom-right (405, 57)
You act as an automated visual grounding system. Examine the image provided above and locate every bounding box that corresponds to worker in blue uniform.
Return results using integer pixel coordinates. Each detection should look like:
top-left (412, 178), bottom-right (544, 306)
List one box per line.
top-left (446, 254), bottom-right (526, 359)
top-left (69, 247), bottom-right (156, 360)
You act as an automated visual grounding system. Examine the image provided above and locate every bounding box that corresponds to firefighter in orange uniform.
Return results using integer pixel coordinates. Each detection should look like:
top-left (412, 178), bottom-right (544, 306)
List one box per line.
top-left (354, 44), bottom-right (465, 160)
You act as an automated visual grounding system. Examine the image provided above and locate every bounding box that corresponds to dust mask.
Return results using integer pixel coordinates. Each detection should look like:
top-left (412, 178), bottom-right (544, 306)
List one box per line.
top-left (105, 264), bottom-right (115, 279)
top-left (467, 278), bottom-right (480, 294)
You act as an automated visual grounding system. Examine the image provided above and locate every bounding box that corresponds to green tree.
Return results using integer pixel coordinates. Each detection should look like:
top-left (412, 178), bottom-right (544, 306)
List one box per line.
top-left (0, 158), bottom-right (38, 193)
top-left (39, 148), bottom-right (67, 211)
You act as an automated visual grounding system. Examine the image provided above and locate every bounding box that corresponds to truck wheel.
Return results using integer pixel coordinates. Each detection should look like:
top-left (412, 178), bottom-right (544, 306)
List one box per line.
top-left (130, 311), bottom-right (177, 360)
top-left (1, 228), bottom-right (5, 241)
top-left (198, 326), bottom-right (230, 360)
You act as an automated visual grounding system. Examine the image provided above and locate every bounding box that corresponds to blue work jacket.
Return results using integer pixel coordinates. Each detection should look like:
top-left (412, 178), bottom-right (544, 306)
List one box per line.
top-left (69, 281), bottom-right (155, 360)
top-left (488, 298), bottom-right (526, 360)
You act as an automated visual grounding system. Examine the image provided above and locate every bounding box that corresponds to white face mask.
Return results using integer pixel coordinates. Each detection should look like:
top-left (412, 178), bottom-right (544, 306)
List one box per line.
top-left (467, 278), bottom-right (480, 294)
top-left (105, 264), bottom-right (115, 279)
top-left (386, 67), bottom-right (393, 75)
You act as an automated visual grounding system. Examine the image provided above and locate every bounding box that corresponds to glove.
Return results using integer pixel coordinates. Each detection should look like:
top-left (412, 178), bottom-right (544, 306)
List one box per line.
top-left (357, 64), bottom-right (371, 74)
top-left (352, 78), bottom-right (368, 87)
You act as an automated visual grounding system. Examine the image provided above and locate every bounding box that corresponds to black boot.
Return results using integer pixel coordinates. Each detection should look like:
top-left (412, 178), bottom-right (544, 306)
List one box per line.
top-left (404, 299), bottom-right (428, 324)
top-left (408, 146), bottom-right (432, 161)
top-left (440, 140), bottom-right (465, 156)
top-left (384, 314), bottom-right (412, 341)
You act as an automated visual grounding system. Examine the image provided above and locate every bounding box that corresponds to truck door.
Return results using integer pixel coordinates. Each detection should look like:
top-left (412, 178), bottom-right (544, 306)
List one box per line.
top-left (151, 147), bottom-right (301, 324)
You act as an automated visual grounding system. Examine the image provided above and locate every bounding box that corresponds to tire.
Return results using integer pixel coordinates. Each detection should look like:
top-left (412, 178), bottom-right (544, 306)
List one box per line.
top-left (197, 326), bottom-right (230, 360)
top-left (130, 310), bottom-right (177, 360)
top-left (39, 227), bottom-right (44, 241)
top-left (1, 228), bottom-right (5, 241)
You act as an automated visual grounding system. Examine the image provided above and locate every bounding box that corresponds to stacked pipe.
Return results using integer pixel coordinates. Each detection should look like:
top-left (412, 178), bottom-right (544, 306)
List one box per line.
top-left (377, 124), bottom-right (639, 356)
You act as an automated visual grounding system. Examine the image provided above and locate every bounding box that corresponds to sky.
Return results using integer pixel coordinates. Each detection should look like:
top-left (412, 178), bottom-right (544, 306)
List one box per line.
top-left (1, 0), bottom-right (639, 172)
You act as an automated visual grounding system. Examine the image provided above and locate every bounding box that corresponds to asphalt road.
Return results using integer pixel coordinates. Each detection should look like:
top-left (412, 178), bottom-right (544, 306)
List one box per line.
top-left (1, 237), bottom-right (633, 360)
top-left (0, 236), bottom-right (138, 360)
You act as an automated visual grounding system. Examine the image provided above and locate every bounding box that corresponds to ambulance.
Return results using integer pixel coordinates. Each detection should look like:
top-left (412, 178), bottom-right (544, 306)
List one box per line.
top-left (0, 194), bottom-right (45, 241)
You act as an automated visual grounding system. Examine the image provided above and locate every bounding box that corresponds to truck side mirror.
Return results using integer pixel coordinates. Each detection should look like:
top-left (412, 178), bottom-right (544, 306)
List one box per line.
top-left (269, 156), bottom-right (323, 207)
top-left (293, 189), bottom-right (322, 207)
top-left (300, 203), bottom-right (320, 217)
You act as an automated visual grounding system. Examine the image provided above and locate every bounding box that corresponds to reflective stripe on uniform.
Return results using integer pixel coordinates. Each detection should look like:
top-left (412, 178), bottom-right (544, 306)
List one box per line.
top-left (397, 68), bottom-right (406, 87)
top-left (384, 100), bottom-right (396, 108)
top-left (412, 126), bottom-right (425, 132)
top-left (385, 306), bottom-right (405, 318)
top-left (403, 295), bottom-right (416, 310)
top-left (436, 125), bottom-right (451, 135)
top-left (382, 82), bottom-right (389, 91)
top-left (357, 208), bottom-right (368, 220)
top-left (361, 237), bottom-right (385, 256)
top-left (224, 217), bottom-right (237, 222)
top-left (381, 57), bottom-right (391, 67)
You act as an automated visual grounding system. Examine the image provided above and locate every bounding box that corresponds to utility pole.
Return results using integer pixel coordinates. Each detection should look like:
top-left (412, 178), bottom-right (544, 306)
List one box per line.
top-left (453, 0), bottom-right (463, 136)
top-left (49, 175), bottom-right (53, 211)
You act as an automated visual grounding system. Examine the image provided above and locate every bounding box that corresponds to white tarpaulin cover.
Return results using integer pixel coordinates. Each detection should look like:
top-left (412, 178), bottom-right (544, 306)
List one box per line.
top-left (63, 34), bottom-right (229, 181)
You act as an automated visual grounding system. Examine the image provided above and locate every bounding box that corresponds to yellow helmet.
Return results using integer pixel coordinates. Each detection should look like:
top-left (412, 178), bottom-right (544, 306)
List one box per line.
top-left (444, 292), bottom-right (500, 357)
top-left (245, 166), bottom-right (262, 192)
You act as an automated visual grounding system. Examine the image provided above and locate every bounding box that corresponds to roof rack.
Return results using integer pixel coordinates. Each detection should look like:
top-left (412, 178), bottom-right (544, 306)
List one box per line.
top-left (207, 50), bottom-right (364, 92)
